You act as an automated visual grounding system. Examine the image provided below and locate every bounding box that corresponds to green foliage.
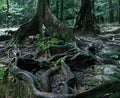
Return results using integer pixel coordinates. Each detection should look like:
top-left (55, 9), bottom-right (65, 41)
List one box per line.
top-left (85, 79), bottom-right (99, 86)
top-left (95, 0), bottom-right (109, 22)
top-left (0, 0), bottom-right (37, 27)
top-left (110, 54), bottom-right (120, 66)
top-left (36, 33), bottom-right (65, 53)
top-left (0, 66), bottom-right (8, 80)
top-left (102, 90), bottom-right (120, 98)
top-left (36, 37), bottom-right (57, 53)
top-left (0, 0), bottom-right (120, 27)
top-left (0, 67), bottom-right (12, 96)
top-left (117, 60), bottom-right (120, 65)
top-left (109, 91), bottom-right (120, 98)
top-left (111, 54), bottom-right (119, 59)
top-left (51, 58), bottom-right (62, 67)
top-left (0, 66), bottom-right (33, 98)
top-left (75, 75), bottom-right (81, 82)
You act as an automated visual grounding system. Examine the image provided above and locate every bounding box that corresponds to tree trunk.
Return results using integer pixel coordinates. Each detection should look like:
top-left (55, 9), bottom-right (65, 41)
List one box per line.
top-left (74, 0), bottom-right (96, 34)
top-left (14, 0), bottom-right (73, 43)
top-left (6, 0), bottom-right (9, 27)
top-left (60, 0), bottom-right (64, 21)
top-left (109, 0), bottom-right (114, 23)
top-left (118, 0), bottom-right (120, 23)
top-left (91, 0), bottom-right (94, 14)
top-left (14, 14), bottom-right (40, 42)
top-left (56, 0), bottom-right (59, 18)
top-left (37, 0), bottom-right (73, 36)
top-left (81, 0), bottom-right (84, 4)
top-left (47, 0), bottom-right (50, 6)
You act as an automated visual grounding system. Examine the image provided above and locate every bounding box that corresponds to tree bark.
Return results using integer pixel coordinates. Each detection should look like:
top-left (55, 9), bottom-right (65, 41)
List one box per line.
top-left (109, 0), bottom-right (114, 23)
top-left (14, 14), bottom-right (40, 42)
top-left (74, 0), bottom-right (96, 34)
top-left (14, 0), bottom-right (73, 43)
top-left (6, 0), bottom-right (9, 27)
top-left (47, 0), bottom-right (50, 6)
top-left (118, 0), bottom-right (120, 23)
top-left (60, 0), bottom-right (64, 21)
top-left (91, 0), bottom-right (94, 14)
top-left (56, 0), bottom-right (59, 18)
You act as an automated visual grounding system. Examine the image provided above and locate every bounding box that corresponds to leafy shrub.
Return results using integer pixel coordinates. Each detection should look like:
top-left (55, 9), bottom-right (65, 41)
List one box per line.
top-left (36, 36), bottom-right (65, 53)
top-left (0, 66), bottom-right (8, 80)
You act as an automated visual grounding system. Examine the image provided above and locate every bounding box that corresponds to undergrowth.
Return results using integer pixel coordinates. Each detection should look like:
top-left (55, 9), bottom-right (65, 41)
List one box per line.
top-left (36, 32), bottom-right (68, 53)
top-left (0, 67), bottom-right (34, 98)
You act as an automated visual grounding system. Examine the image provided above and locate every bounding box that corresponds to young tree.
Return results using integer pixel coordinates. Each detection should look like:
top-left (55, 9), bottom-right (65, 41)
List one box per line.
top-left (74, 0), bottom-right (96, 34)
top-left (56, 0), bottom-right (59, 18)
top-left (118, 0), bottom-right (120, 23)
top-left (14, 0), bottom-right (73, 43)
top-left (109, 0), bottom-right (114, 23)
top-left (60, 0), bottom-right (64, 20)
top-left (6, 0), bottom-right (9, 27)
top-left (47, 0), bottom-right (50, 6)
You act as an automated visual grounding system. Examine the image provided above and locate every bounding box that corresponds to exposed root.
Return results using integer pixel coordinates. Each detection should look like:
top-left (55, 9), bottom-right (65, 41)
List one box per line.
top-left (40, 65), bottom-right (61, 92)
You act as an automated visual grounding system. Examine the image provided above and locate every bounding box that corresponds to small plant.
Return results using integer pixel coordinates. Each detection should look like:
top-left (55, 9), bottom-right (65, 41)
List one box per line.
top-left (50, 58), bottom-right (62, 67)
top-left (75, 76), bottom-right (81, 81)
top-left (0, 67), bottom-right (33, 98)
top-left (85, 79), bottom-right (99, 86)
top-left (109, 91), bottom-right (120, 98)
top-left (87, 66), bottom-right (94, 72)
top-left (111, 54), bottom-right (119, 59)
top-left (103, 91), bottom-right (120, 98)
top-left (36, 32), bottom-right (66, 53)
top-left (0, 66), bottom-right (8, 80)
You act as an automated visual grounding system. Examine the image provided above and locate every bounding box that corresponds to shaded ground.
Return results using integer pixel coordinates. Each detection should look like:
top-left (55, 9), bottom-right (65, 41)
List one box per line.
top-left (0, 26), bottom-right (120, 98)
top-left (0, 28), bottom-right (17, 35)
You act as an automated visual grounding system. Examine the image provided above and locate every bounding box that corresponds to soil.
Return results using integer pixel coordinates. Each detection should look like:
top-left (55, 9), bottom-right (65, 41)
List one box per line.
top-left (0, 26), bottom-right (120, 96)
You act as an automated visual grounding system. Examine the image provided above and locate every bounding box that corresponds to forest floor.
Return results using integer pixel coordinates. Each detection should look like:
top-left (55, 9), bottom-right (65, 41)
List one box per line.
top-left (0, 25), bottom-right (120, 97)
top-left (0, 28), bottom-right (17, 35)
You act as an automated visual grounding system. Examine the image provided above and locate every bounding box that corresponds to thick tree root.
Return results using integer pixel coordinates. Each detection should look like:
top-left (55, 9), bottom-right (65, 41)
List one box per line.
top-left (7, 35), bottom-right (120, 98)
top-left (48, 53), bottom-right (66, 62)
top-left (39, 65), bottom-right (61, 92)
top-left (8, 58), bottom-right (120, 98)
top-left (61, 56), bottom-right (75, 94)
